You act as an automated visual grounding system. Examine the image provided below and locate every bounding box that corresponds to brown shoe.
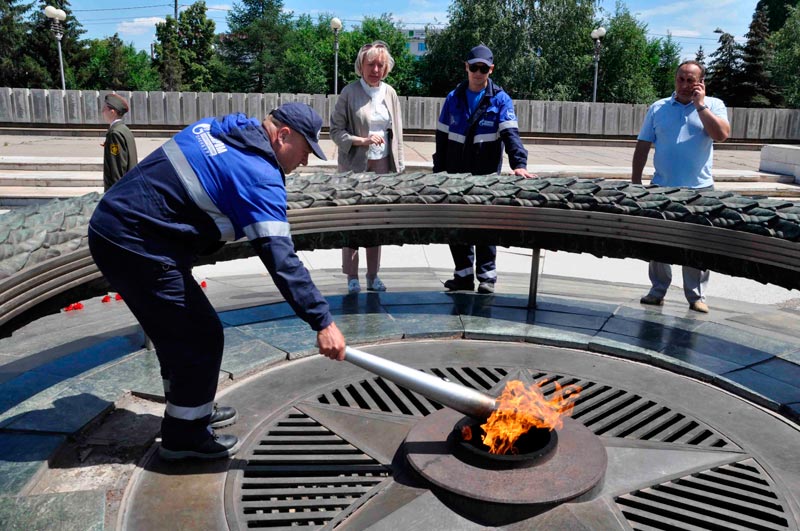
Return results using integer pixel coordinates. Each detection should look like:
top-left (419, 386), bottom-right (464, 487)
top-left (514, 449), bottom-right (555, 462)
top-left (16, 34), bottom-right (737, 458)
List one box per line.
top-left (640, 294), bottom-right (664, 306)
top-left (689, 301), bottom-right (709, 313)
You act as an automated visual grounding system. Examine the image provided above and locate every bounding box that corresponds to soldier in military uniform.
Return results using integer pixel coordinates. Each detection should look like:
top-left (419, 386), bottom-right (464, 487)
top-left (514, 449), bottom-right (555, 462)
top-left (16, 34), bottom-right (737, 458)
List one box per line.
top-left (102, 93), bottom-right (138, 191)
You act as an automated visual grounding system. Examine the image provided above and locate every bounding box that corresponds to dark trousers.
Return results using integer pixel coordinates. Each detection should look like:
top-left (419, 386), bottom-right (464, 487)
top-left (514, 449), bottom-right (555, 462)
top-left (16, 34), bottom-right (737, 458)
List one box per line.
top-left (89, 229), bottom-right (223, 447)
top-left (449, 244), bottom-right (497, 284)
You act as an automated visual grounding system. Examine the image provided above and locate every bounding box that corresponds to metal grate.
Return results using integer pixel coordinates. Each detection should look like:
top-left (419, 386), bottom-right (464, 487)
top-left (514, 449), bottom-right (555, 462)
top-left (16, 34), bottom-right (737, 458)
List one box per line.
top-left (616, 459), bottom-right (792, 530)
top-left (316, 367), bottom-right (738, 450)
top-left (238, 409), bottom-right (390, 529)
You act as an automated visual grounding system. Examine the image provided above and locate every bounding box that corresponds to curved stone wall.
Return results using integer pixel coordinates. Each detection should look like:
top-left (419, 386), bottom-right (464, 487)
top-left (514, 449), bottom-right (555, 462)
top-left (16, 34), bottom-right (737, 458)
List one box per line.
top-left (2, 173), bottom-right (800, 328)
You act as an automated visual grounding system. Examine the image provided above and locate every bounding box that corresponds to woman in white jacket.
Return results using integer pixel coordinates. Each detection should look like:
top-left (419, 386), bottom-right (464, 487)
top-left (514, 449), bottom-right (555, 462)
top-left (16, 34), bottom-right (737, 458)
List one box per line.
top-left (330, 40), bottom-right (405, 293)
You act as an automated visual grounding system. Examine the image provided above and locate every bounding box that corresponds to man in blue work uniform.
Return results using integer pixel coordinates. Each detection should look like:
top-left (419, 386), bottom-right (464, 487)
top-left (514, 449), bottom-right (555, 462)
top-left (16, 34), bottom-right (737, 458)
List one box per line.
top-left (632, 60), bottom-right (730, 313)
top-left (434, 44), bottom-right (534, 294)
top-left (88, 103), bottom-right (346, 460)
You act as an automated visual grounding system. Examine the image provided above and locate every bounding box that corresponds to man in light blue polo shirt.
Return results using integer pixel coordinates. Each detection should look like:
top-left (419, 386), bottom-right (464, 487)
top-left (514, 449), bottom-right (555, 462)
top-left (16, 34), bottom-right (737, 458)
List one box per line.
top-left (632, 60), bottom-right (730, 313)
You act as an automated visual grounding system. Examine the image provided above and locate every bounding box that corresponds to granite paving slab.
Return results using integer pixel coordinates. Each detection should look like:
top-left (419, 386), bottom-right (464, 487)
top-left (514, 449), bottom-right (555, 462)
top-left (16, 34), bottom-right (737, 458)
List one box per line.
top-left (727, 307), bottom-right (800, 337)
top-left (0, 371), bottom-right (65, 424)
top-left (0, 433), bottom-right (64, 494)
top-left (219, 301), bottom-right (296, 327)
top-left (3, 388), bottom-right (113, 434)
top-left (749, 357), bottom-right (800, 388)
top-left (589, 331), bottom-right (667, 354)
top-left (219, 327), bottom-right (287, 378)
top-left (658, 344), bottom-right (746, 374)
top-left (692, 321), bottom-right (798, 356)
top-left (384, 303), bottom-right (464, 339)
top-left (600, 316), bottom-right (694, 346)
top-left (0, 490), bottom-right (105, 531)
top-left (525, 324), bottom-right (595, 350)
top-left (80, 349), bottom-right (162, 400)
top-left (721, 367), bottom-right (800, 409)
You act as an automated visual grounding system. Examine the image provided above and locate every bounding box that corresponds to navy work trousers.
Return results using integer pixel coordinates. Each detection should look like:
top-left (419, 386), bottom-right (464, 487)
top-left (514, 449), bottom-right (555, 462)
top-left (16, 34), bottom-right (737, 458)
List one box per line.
top-left (88, 228), bottom-right (223, 447)
top-left (449, 244), bottom-right (497, 285)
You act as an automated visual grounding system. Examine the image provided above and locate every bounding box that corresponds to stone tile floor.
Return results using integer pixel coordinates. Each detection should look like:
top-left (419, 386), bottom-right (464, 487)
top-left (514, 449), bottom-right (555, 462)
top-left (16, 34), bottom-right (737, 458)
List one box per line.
top-left (0, 267), bottom-right (798, 529)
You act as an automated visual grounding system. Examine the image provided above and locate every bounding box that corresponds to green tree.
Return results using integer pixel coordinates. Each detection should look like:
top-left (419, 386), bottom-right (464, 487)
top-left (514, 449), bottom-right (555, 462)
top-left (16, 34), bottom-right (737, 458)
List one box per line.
top-left (421, 0), bottom-right (596, 100)
top-left (217, 0), bottom-right (292, 93)
top-left (706, 28), bottom-right (744, 106)
top-left (272, 14), bottom-right (331, 94)
top-left (0, 0), bottom-right (35, 87)
top-left (647, 33), bottom-right (681, 98)
top-left (177, 1), bottom-right (215, 91)
top-left (740, 5), bottom-right (781, 107)
top-left (23, 0), bottom-right (88, 89)
top-left (79, 35), bottom-right (159, 91)
top-left (769, 5), bottom-right (800, 107)
top-left (154, 16), bottom-right (183, 90)
top-left (755, 0), bottom-right (800, 32)
top-left (695, 46), bottom-right (706, 68)
top-left (598, 5), bottom-right (657, 103)
top-left (342, 15), bottom-right (422, 96)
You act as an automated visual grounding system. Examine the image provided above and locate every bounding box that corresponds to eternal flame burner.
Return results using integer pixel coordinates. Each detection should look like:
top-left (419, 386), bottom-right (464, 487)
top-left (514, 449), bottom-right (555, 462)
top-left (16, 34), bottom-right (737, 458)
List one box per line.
top-left (405, 408), bottom-right (607, 525)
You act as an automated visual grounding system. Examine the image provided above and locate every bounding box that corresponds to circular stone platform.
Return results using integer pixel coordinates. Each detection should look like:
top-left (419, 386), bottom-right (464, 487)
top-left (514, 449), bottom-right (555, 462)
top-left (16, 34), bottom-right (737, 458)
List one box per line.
top-left (121, 340), bottom-right (800, 530)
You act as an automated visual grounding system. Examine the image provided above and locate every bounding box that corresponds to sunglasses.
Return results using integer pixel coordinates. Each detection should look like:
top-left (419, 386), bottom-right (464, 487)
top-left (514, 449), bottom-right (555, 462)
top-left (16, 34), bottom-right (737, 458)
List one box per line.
top-left (360, 41), bottom-right (388, 51)
top-left (469, 63), bottom-right (491, 74)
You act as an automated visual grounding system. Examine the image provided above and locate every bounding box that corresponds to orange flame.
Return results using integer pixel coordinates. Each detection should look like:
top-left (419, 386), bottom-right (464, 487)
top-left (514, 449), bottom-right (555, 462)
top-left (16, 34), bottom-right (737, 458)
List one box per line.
top-left (481, 380), bottom-right (581, 455)
top-left (461, 424), bottom-right (473, 441)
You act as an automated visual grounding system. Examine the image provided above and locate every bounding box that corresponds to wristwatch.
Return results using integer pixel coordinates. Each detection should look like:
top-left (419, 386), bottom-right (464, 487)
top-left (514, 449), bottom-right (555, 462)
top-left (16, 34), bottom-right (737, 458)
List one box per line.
top-left (697, 104), bottom-right (709, 112)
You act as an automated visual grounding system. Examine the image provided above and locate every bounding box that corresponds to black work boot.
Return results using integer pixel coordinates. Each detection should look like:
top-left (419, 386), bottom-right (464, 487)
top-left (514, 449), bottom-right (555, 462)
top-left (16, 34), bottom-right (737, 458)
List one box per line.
top-left (209, 404), bottom-right (238, 429)
top-left (444, 277), bottom-right (474, 291)
top-left (160, 412), bottom-right (240, 461)
top-left (159, 431), bottom-right (241, 461)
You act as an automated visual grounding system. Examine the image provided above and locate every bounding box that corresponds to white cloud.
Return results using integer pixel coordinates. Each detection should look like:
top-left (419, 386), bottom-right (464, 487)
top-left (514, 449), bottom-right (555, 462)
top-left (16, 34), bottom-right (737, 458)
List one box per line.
top-left (208, 4), bottom-right (232, 10)
top-left (666, 29), bottom-right (702, 38)
top-left (117, 17), bottom-right (164, 36)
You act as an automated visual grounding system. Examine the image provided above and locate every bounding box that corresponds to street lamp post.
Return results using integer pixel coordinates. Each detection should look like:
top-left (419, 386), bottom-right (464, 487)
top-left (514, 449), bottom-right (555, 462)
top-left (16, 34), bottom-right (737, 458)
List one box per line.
top-left (44, 5), bottom-right (67, 91)
top-left (330, 17), bottom-right (342, 95)
top-left (590, 27), bottom-right (606, 103)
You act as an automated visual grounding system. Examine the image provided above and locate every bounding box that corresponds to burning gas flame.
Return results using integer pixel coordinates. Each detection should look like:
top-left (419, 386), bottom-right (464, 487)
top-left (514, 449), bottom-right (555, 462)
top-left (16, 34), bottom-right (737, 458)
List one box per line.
top-left (481, 380), bottom-right (581, 455)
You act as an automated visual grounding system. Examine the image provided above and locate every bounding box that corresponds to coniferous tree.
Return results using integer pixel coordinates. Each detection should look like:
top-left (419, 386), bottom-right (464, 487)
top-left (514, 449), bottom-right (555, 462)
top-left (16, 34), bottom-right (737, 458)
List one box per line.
top-left (695, 46), bottom-right (706, 68)
top-left (706, 28), bottom-right (744, 106)
top-left (177, 2), bottom-right (215, 91)
top-left (0, 0), bottom-right (35, 86)
top-left (217, 0), bottom-right (291, 93)
top-left (23, 0), bottom-right (88, 89)
top-left (755, 0), bottom-right (800, 32)
top-left (154, 16), bottom-right (183, 91)
top-left (740, 5), bottom-right (782, 107)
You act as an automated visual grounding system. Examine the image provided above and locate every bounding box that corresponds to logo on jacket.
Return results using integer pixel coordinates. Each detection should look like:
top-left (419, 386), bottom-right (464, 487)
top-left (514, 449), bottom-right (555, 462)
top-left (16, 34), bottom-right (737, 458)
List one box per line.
top-left (109, 143), bottom-right (120, 156)
top-left (192, 123), bottom-right (227, 157)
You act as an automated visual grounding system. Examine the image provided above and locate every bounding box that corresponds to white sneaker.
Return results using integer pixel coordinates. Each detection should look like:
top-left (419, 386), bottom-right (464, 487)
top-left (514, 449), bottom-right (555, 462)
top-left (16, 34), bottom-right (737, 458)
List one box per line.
top-left (367, 277), bottom-right (386, 291)
top-left (348, 279), bottom-right (361, 293)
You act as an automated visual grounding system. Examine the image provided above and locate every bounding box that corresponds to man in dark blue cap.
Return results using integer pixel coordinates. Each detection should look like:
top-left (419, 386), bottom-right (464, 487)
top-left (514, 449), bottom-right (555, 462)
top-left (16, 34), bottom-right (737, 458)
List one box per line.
top-left (88, 103), bottom-right (346, 461)
top-left (434, 44), bottom-right (534, 294)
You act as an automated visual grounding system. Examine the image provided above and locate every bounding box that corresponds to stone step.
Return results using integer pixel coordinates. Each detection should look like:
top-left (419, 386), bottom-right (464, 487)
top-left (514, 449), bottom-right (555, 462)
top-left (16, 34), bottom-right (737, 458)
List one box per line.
top-left (0, 171), bottom-right (102, 187)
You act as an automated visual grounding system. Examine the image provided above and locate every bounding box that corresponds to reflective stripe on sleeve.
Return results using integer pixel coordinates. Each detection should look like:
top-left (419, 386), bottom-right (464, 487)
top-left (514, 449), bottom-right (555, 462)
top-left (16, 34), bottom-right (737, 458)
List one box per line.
top-left (498, 120), bottom-right (519, 132)
top-left (162, 139), bottom-right (236, 241)
top-left (448, 132), bottom-right (466, 144)
top-left (243, 220), bottom-right (291, 240)
top-left (166, 400), bottom-right (214, 420)
top-left (437, 121), bottom-right (450, 133)
top-left (473, 132), bottom-right (499, 144)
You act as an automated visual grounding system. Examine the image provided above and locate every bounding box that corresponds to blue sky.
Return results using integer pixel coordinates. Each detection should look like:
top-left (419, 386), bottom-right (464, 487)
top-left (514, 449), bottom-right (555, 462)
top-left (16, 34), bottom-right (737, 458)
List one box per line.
top-left (69, 0), bottom-right (761, 60)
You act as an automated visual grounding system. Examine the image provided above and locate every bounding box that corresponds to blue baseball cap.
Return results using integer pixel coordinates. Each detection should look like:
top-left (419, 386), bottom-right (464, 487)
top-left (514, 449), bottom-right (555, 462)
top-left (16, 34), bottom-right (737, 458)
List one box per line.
top-left (270, 103), bottom-right (327, 160)
top-left (467, 45), bottom-right (493, 66)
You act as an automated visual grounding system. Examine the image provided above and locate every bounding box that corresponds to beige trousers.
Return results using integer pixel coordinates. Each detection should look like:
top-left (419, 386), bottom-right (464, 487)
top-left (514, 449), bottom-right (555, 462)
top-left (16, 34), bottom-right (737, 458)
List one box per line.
top-left (342, 157), bottom-right (389, 278)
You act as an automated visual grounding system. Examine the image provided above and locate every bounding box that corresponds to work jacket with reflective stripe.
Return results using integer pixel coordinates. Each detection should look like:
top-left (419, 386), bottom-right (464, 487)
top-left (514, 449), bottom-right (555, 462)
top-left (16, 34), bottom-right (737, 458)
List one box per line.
top-left (90, 113), bottom-right (332, 331)
top-left (433, 79), bottom-right (527, 176)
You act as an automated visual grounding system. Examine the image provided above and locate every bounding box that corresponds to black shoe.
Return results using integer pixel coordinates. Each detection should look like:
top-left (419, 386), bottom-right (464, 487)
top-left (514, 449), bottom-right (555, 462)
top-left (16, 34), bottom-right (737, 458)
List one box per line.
top-left (444, 277), bottom-right (474, 291)
top-left (209, 404), bottom-right (237, 429)
top-left (159, 433), bottom-right (241, 461)
top-left (477, 281), bottom-right (495, 294)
